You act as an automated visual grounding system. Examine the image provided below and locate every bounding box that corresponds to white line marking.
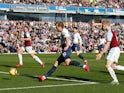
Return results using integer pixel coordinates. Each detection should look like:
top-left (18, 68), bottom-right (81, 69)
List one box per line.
top-left (0, 71), bottom-right (99, 91)
top-left (0, 83), bottom-right (96, 91)
top-left (0, 71), bottom-right (98, 84)
top-left (48, 77), bottom-right (98, 84)
top-left (0, 71), bottom-right (9, 74)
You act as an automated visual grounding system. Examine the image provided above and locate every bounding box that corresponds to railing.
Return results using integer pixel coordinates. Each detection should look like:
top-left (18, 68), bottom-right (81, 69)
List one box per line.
top-left (0, 3), bottom-right (124, 15)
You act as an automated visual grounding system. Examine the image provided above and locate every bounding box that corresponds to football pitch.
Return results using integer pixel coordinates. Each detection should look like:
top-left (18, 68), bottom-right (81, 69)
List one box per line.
top-left (0, 53), bottom-right (124, 93)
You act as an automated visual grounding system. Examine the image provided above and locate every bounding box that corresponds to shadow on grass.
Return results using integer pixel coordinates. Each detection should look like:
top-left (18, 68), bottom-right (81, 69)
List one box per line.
top-left (19, 74), bottom-right (38, 78)
top-left (54, 75), bottom-right (110, 84)
top-left (2, 78), bottom-right (11, 80)
top-left (0, 64), bottom-right (16, 68)
top-left (56, 75), bottom-right (89, 81)
top-left (100, 70), bottom-right (124, 76)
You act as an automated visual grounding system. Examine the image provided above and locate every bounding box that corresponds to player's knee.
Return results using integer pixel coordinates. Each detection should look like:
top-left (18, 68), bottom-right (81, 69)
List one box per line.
top-left (31, 54), bottom-right (35, 58)
top-left (105, 64), bottom-right (110, 68)
top-left (76, 53), bottom-right (79, 56)
top-left (65, 62), bottom-right (69, 66)
top-left (54, 61), bottom-right (59, 67)
top-left (76, 52), bottom-right (80, 56)
top-left (111, 64), bottom-right (116, 69)
top-left (17, 50), bottom-right (22, 54)
top-left (65, 59), bottom-right (71, 66)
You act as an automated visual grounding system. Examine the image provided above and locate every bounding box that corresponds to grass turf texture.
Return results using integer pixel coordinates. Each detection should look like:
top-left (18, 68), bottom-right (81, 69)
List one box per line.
top-left (0, 53), bottom-right (124, 93)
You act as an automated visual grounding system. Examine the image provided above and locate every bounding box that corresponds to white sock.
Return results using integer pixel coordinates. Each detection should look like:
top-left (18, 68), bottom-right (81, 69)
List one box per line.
top-left (33, 55), bottom-right (43, 64)
top-left (107, 67), bottom-right (118, 82)
top-left (116, 65), bottom-right (124, 71)
top-left (83, 65), bottom-right (86, 68)
top-left (43, 75), bottom-right (46, 79)
top-left (18, 54), bottom-right (23, 65)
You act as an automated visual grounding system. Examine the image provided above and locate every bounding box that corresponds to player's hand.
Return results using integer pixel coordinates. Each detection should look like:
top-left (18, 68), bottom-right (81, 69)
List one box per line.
top-left (96, 53), bottom-right (102, 60)
top-left (56, 49), bottom-right (60, 54)
top-left (80, 45), bottom-right (82, 50)
top-left (20, 38), bottom-right (24, 41)
top-left (64, 46), bottom-right (68, 51)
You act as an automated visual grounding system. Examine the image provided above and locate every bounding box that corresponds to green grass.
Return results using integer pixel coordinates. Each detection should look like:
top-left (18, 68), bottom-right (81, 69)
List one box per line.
top-left (0, 53), bottom-right (124, 93)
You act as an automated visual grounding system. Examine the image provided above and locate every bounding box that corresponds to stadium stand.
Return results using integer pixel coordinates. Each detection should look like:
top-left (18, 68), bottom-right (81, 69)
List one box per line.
top-left (0, 0), bottom-right (124, 8)
top-left (0, 0), bottom-right (124, 53)
top-left (0, 20), bottom-right (124, 53)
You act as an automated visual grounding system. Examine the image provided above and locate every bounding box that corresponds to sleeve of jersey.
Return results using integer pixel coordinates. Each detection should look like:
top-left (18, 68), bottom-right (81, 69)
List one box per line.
top-left (63, 30), bottom-right (70, 38)
top-left (26, 32), bottom-right (30, 37)
top-left (106, 31), bottom-right (113, 42)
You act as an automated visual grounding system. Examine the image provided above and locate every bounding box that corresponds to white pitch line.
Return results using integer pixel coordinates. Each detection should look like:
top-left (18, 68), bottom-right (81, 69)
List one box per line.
top-left (0, 71), bottom-right (98, 84)
top-left (0, 83), bottom-right (96, 91)
top-left (0, 71), bottom-right (9, 74)
top-left (0, 71), bottom-right (99, 91)
top-left (48, 77), bottom-right (98, 84)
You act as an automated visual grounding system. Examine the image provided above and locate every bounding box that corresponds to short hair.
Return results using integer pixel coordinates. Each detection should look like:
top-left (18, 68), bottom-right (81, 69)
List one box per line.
top-left (55, 22), bottom-right (64, 28)
top-left (102, 20), bottom-right (110, 26)
top-left (24, 25), bottom-right (29, 30)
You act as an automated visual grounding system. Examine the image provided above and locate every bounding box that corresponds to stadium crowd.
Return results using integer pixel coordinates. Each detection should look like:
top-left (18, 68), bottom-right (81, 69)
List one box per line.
top-left (0, 20), bottom-right (124, 53)
top-left (0, 0), bottom-right (124, 8)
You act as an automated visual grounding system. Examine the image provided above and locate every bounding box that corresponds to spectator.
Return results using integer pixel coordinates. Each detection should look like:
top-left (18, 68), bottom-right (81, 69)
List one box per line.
top-left (0, 20), bottom-right (123, 53)
top-left (0, 0), bottom-right (123, 8)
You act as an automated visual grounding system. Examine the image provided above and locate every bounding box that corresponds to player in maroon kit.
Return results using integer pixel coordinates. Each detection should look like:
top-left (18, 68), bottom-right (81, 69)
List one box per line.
top-left (96, 20), bottom-right (124, 85)
top-left (16, 26), bottom-right (44, 68)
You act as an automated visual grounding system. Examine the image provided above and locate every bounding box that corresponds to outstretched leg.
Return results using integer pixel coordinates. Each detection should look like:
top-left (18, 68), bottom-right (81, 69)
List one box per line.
top-left (106, 61), bottom-right (119, 85)
top-left (116, 65), bottom-right (124, 71)
top-left (38, 61), bottom-right (60, 81)
top-left (76, 51), bottom-right (88, 64)
top-left (31, 54), bottom-right (44, 68)
top-left (69, 60), bottom-right (89, 72)
top-left (16, 49), bottom-right (23, 67)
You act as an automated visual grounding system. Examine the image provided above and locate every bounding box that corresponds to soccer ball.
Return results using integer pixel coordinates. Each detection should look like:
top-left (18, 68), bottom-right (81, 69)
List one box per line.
top-left (9, 68), bottom-right (17, 76)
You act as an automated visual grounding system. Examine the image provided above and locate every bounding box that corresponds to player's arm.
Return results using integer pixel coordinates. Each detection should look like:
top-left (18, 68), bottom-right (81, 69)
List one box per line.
top-left (96, 31), bottom-right (112, 60)
top-left (23, 37), bottom-right (31, 41)
top-left (96, 41), bottom-right (110, 60)
top-left (56, 44), bottom-right (61, 53)
top-left (100, 41), bottom-right (110, 55)
top-left (53, 36), bottom-right (60, 40)
top-left (21, 32), bottom-right (31, 41)
top-left (78, 34), bottom-right (83, 49)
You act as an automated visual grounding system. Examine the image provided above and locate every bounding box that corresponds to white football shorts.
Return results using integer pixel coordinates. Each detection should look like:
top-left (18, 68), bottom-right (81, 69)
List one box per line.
top-left (25, 46), bottom-right (33, 54)
top-left (107, 47), bottom-right (120, 63)
top-left (20, 46), bottom-right (25, 52)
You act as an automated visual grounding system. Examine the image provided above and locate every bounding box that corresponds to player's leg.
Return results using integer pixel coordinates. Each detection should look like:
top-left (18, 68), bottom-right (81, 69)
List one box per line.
top-left (106, 47), bottom-right (120, 84)
top-left (16, 48), bottom-right (24, 67)
top-left (65, 59), bottom-right (89, 72)
top-left (26, 46), bottom-right (44, 68)
top-left (75, 45), bottom-right (88, 64)
top-left (111, 63), bottom-right (124, 71)
top-left (112, 48), bottom-right (124, 71)
top-left (38, 55), bottom-right (64, 81)
top-left (116, 65), bottom-right (124, 71)
top-left (105, 61), bottom-right (119, 84)
top-left (38, 61), bottom-right (58, 81)
top-left (77, 51), bottom-right (84, 61)
top-left (64, 46), bottom-right (89, 72)
top-left (76, 51), bottom-right (88, 63)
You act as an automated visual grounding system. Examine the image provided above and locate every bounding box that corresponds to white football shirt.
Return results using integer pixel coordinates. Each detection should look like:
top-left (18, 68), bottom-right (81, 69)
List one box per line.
top-left (73, 32), bottom-right (82, 45)
top-left (60, 28), bottom-right (71, 46)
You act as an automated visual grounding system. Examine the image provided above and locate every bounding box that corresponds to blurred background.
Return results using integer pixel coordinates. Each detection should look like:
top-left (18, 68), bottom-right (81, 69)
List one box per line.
top-left (0, 0), bottom-right (124, 54)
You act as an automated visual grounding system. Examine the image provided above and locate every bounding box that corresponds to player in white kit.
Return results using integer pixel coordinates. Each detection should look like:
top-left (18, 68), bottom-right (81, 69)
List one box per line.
top-left (38, 22), bottom-right (89, 81)
top-left (71, 27), bottom-right (88, 65)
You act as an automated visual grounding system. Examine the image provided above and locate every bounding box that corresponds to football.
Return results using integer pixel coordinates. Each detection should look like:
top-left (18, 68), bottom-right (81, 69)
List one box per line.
top-left (9, 68), bottom-right (17, 76)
